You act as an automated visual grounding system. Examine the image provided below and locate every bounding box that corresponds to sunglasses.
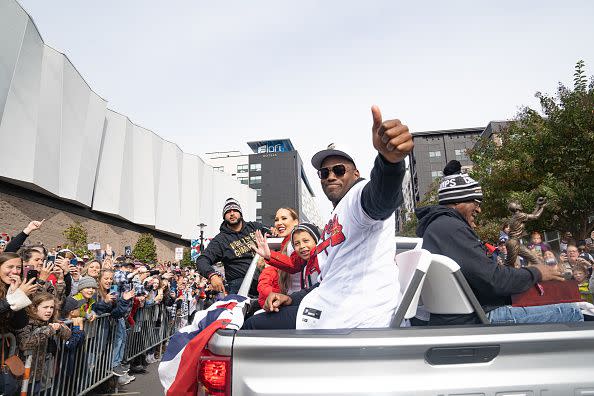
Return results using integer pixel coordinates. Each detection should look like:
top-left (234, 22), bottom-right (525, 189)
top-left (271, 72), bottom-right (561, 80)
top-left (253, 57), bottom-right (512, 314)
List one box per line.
top-left (317, 164), bottom-right (351, 179)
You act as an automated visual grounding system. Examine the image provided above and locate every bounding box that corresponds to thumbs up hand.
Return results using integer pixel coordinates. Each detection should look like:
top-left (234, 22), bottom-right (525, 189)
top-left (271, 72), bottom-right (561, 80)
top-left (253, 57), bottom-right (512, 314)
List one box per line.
top-left (371, 105), bottom-right (413, 164)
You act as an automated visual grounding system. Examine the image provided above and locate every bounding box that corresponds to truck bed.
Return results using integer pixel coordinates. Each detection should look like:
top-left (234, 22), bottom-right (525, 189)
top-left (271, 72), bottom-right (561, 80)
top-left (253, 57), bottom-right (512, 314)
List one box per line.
top-left (208, 322), bottom-right (594, 395)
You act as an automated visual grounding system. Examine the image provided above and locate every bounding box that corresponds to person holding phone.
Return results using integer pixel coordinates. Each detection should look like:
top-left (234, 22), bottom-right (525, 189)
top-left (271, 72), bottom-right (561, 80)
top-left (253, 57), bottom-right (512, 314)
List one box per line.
top-left (94, 269), bottom-right (134, 316)
top-left (22, 248), bottom-right (59, 296)
top-left (0, 252), bottom-right (39, 332)
top-left (93, 270), bottom-right (136, 383)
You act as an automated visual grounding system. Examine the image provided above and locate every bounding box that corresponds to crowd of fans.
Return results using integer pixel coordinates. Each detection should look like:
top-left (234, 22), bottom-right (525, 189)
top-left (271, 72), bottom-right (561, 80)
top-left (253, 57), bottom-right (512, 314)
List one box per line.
top-left (0, 219), bottom-right (221, 394)
top-left (490, 227), bottom-right (594, 301)
top-left (1, 205), bottom-right (592, 392)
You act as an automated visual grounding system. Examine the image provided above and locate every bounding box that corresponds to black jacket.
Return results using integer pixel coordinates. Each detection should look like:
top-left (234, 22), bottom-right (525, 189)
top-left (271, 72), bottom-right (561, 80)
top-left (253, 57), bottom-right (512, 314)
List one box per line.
top-left (4, 231), bottom-right (28, 253)
top-left (415, 205), bottom-right (542, 325)
top-left (196, 221), bottom-right (268, 281)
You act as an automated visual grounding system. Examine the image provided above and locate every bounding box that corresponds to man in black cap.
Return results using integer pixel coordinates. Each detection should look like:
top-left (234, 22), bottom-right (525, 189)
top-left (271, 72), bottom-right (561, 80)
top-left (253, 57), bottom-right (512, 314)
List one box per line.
top-left (196, 198), bottom-right (272, 295)
top-left (243, 105), bottom-right (414, 330)
top-left (416, 160), bottom-right (583, 325)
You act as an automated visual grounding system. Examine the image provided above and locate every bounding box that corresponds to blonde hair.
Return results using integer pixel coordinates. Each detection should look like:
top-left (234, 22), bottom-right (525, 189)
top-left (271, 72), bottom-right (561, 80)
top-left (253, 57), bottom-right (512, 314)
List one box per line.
top-left (276, 207), bottom-right (298, 221)
top-left (97, 269), bottom-right (115, 300)
top-left (83, 259), bottom-right (102, 278)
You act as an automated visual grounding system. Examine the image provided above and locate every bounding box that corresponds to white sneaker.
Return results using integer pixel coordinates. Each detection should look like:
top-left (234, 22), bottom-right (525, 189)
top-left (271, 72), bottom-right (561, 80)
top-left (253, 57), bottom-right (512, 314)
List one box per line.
top-left (145, 354), bottom-right (158, 364)
top-left (118, 375), bottom-right (131, 385)
top-left (117, 373), bottom-right (136, 385)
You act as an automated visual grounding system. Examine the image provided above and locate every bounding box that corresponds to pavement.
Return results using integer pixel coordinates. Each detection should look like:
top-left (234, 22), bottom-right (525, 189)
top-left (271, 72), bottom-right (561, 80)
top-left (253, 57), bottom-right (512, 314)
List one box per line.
top-left (89, 360), bottom-right (164, 396)
top-left (123, 361), bottom-right (164, 396)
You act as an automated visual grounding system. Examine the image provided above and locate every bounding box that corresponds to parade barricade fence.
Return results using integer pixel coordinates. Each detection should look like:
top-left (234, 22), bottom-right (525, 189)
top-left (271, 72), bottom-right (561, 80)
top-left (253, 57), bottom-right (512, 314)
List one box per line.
top-left (1, 301), bottom-right (189, 396)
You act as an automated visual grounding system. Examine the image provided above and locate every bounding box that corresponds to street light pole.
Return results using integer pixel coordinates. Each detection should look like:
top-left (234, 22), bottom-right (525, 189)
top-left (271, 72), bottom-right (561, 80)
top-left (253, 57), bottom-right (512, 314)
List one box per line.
top-left (198, 223), bottom-right (207, 255)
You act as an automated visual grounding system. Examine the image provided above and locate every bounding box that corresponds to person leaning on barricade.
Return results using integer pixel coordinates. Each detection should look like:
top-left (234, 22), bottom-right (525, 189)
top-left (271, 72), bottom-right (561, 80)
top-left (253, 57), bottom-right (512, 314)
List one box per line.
top-left (92, 268), bottom-right (137, 384)
top-left (59, 297), bottom-right (87, 377)
top-left (71, 276), bottom-right (98, 321)
top-left (16, 292), bottom-right (71, 392)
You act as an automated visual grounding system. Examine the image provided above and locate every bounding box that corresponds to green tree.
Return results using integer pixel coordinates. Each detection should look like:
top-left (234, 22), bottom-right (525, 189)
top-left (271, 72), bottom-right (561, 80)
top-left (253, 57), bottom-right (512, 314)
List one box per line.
top-left (133, 233), bottom-right (157, 262)
top-left (399, 177), bottom-right (441, 237)
top-left (180, 248), bottom-right (193, 267)
top-left (469, 60), bottom-right (594, 240)
top-left (62, 222), bottom-right (92, 257)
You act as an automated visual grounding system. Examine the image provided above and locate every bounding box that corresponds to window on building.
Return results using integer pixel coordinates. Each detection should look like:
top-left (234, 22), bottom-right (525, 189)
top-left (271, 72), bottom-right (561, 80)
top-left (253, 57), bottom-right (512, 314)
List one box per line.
top-left (250, 163), bottom-right (262, 172)
top-left (431, 170), bottom-right (443, 178)
top-left (255, 188), bottom-right (262, 197)
top-left (256, 215), bottom-right (262, 222)
top-left (213, 166), bottom-right (224, 172)
top-left (429, 151), bottom-right (441, 158)
top-left (250, 176), bottom-right (262, 185)
top-left (237, 164), bottom-right (249, 173)
top-left (256, 201), bottom-right (262, 209)
top-left (238, 177), bottom-right (248, 185)
top-left (455, 149), bottom-right (468, 161)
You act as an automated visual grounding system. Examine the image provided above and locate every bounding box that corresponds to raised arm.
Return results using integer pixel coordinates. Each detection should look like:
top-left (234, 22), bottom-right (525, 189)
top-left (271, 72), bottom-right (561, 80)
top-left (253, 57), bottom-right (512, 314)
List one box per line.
top-left (361, 106), bottom-right (412, 220)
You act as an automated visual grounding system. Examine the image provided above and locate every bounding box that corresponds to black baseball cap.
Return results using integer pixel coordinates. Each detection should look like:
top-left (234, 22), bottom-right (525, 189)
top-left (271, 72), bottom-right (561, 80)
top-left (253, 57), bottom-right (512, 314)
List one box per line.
top-left (311, 143), bottom-right (356, 170)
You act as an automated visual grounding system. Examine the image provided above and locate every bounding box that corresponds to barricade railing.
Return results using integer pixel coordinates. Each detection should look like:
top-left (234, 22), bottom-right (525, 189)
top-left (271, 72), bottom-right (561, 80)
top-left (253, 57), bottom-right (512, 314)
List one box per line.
top-left (123, 303), bottom-right (172, 362)
top-left (1, 300), bottom-right (189, 396)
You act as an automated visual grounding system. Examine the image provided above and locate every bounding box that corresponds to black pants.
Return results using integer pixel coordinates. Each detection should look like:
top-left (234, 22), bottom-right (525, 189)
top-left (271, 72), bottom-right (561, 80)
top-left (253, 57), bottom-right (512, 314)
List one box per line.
top-left (241, 305), bottom-right (299, 330)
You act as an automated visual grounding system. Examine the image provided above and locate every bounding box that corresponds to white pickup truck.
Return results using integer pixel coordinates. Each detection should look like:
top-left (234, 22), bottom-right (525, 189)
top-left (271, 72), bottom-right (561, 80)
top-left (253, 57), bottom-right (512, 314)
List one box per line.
top-left (197, 238), bottom-right (594, 396)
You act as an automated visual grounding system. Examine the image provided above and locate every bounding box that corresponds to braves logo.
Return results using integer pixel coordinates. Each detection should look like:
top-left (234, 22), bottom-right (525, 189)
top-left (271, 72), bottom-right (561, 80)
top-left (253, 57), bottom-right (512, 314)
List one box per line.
top-left (315, 214), bottom-right (346, 256)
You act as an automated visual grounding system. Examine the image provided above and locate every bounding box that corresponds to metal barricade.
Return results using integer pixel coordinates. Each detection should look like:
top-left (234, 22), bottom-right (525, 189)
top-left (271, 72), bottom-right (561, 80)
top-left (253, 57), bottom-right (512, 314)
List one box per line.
top-left (2, 301), bottom-right (184, 396)
top-left (17, 313), bottom-right (114, 396)
top-left (123, 303), bottom-right (181, 363)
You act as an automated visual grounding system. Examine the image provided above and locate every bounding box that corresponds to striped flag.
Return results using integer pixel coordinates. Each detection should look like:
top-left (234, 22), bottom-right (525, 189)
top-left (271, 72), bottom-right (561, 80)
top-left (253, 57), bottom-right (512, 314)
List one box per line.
top-left (159, 295), bottom-right (247, 396)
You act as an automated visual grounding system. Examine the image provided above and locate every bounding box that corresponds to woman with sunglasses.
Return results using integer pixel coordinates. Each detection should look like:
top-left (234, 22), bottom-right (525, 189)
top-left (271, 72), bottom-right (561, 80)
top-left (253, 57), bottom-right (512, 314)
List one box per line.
top-left (243, 105), bottom-right (414, 330)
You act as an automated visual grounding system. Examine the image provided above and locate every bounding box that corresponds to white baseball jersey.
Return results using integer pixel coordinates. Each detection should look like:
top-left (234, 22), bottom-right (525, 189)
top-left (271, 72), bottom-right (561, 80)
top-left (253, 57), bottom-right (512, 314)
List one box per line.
top-left (296, 180), bottom-right (401, 329)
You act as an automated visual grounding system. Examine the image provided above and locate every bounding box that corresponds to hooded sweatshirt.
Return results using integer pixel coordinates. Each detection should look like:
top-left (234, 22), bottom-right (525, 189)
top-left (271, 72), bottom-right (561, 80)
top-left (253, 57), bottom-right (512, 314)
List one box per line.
top-left (196, 220), bottom-right (268, 281)
top-left (415, 205), bottom-right (542, 325)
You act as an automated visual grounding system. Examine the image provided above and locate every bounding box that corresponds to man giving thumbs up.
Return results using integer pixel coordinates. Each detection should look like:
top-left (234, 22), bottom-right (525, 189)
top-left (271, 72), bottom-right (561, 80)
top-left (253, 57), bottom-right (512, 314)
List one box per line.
top-left (242, 106), bottom-right (413, 330)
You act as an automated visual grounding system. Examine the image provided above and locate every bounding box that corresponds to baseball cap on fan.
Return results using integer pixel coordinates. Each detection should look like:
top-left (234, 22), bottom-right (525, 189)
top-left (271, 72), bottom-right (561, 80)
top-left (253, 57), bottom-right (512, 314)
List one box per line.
top-left (311, 143), bottom-right (356, 170)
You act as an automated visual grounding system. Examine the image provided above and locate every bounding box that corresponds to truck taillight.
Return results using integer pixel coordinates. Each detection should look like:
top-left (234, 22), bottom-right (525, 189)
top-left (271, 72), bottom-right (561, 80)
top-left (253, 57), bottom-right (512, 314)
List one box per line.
top-left (197, 350), bottom-right (231, 396)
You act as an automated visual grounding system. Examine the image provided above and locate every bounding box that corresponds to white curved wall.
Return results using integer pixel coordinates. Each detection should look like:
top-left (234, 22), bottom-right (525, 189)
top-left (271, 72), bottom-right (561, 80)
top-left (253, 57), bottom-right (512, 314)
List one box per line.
top-left (0, 0), bottom-right (256, 240)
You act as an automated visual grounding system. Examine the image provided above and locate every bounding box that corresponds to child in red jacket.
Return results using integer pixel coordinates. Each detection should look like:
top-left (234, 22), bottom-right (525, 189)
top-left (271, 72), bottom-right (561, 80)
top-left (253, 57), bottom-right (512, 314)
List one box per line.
top-left (256, 223), bottom-right (321, 307)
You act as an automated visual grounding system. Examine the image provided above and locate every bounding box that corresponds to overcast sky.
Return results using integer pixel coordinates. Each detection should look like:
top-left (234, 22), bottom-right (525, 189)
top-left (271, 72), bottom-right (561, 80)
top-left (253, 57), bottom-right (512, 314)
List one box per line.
top-left (17, 0), bottom-right (594, 216)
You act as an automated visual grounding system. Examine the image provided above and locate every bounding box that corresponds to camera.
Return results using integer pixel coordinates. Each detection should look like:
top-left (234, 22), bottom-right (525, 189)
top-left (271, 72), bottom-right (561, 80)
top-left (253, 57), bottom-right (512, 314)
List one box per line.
top-left (149, 269), bottom-right (160, 276)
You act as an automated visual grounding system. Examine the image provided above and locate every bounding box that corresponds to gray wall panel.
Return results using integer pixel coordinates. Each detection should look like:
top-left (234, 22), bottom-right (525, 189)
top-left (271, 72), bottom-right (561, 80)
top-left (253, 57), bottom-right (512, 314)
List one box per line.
top-left (180, 153), bottom-right (200, 239)
top-left (0, 0), bottom-right (256, 239)
top-left (0, 0), bottom-right (27, 120)
top-left (93, 111), bottom-right (126, 215)
top-left (155, 141), bottom-right (182, 234)
top-left (131, 124), bottom-right (156, 226)
top-left (33, 46), bottom-right (62, 195)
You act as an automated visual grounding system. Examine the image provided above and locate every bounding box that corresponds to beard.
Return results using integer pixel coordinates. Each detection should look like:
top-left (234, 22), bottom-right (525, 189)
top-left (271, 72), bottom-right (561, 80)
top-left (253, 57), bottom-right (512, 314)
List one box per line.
top-left (225, 216), bottom-right (242, 227)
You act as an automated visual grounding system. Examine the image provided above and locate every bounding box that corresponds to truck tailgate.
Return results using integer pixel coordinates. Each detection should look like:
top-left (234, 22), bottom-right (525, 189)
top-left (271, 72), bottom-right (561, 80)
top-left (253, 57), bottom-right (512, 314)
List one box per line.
top-left (231, 323), bottom-right (594, 395)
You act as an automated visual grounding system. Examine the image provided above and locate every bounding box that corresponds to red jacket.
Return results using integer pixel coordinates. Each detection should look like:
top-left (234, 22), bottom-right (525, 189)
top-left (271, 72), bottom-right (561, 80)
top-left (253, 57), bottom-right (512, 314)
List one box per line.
top-left (257, 266), bottom-right (281, 307)
top-left (256, 235), bottom-right (292, 307)
top-left (267, 250), bottom-right (320, 290)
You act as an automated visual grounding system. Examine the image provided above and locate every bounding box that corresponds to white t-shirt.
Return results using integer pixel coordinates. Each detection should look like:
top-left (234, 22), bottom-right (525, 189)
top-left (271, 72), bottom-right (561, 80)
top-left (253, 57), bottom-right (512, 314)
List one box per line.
top-left (296, 180), bottom-right (400, 329)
